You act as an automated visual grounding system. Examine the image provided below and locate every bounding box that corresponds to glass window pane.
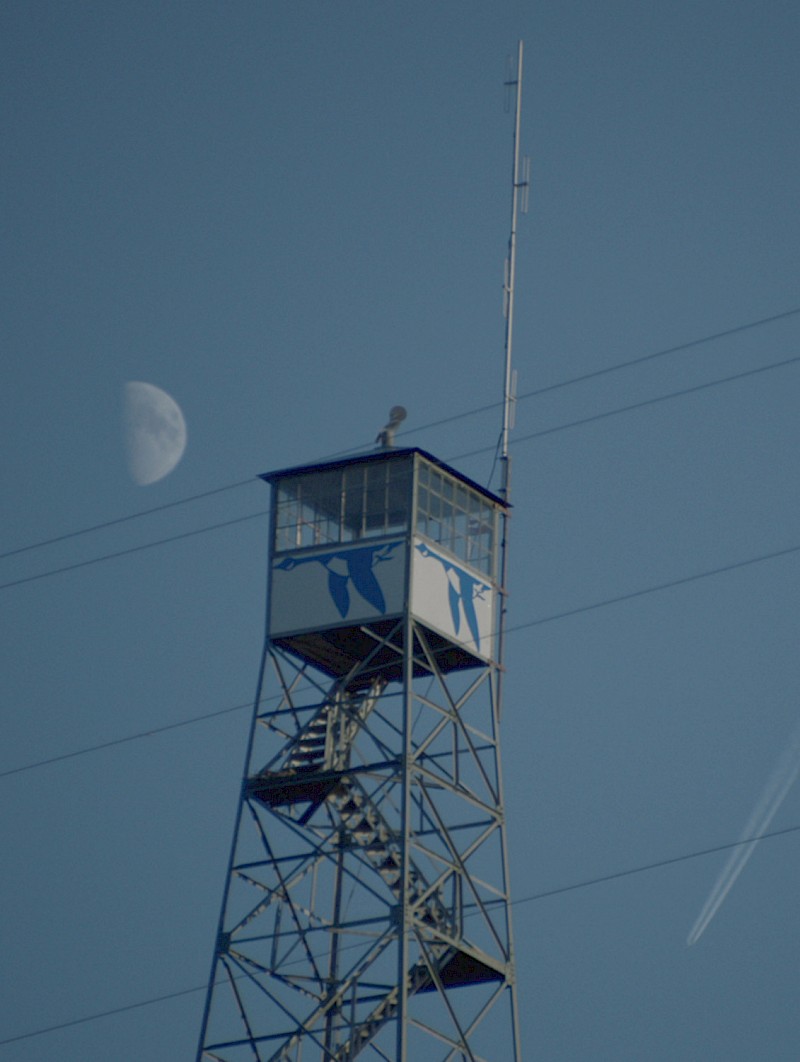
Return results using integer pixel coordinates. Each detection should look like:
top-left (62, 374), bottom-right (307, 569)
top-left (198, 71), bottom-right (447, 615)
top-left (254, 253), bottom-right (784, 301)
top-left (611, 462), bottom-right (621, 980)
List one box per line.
top-left (343, 468), bottom-right (365, 538)
top-left (455, 510), bottom-right (469, 560)
top-left (452, 533), bottom-right (465, 563)
top-left (386, 466), bottom-right (410, 531)
top-left (275, 460), bottom-right (413, 553)
top-left (441, 500), bottom-right (454, 548)
top-left (364, 465), bottom-right (386, 535)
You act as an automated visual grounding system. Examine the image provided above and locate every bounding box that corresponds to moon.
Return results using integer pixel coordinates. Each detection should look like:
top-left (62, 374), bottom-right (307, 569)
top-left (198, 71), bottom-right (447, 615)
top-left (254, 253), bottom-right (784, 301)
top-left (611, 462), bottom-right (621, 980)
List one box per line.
top-left (123, 381), bottom-right (187, 486)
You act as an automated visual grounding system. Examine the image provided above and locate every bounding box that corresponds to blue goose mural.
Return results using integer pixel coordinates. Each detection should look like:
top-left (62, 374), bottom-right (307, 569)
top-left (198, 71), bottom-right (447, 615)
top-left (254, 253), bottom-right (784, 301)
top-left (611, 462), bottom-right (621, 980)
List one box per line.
top-left (274, 541), bottom-right (402, 619)
top-left (414, 542), bottom-right (490, 650)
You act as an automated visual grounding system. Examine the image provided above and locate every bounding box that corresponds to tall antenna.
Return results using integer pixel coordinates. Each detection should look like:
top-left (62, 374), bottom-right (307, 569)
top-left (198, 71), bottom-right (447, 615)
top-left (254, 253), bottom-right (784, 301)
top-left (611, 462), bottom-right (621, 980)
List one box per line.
top-left (500, 39), bottom-right (528, 504)
top-left (496, 41), bottom-right (528, 731)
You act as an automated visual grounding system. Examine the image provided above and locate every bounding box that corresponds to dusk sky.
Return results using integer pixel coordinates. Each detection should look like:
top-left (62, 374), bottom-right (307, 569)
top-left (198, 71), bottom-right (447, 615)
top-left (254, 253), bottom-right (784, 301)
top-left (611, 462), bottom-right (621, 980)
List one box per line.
top-left (3, 2), bottom-right (800, 1059)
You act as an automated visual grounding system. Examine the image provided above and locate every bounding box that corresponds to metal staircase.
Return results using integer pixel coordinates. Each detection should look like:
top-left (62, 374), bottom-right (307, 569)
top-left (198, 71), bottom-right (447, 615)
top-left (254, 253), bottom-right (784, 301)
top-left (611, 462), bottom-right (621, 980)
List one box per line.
top-left (244, 673), bottom-right (483, 1060)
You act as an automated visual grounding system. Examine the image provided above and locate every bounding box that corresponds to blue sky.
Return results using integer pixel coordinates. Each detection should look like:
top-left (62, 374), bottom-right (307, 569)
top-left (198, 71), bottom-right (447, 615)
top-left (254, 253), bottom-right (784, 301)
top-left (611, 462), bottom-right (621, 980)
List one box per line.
top-left (2, 2), bottom-right (800, 1059)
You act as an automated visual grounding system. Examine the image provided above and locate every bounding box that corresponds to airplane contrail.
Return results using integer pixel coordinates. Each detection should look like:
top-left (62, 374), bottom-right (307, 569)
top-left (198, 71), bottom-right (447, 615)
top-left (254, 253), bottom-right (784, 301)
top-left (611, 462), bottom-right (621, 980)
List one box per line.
top-left (687, 721), bottom-right (800, 946)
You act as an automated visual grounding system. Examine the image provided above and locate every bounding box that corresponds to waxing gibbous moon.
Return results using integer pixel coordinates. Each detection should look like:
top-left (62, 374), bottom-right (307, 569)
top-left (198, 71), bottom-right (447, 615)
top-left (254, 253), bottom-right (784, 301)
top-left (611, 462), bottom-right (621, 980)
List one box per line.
top-left (123, 381), bottom-right (187, 486)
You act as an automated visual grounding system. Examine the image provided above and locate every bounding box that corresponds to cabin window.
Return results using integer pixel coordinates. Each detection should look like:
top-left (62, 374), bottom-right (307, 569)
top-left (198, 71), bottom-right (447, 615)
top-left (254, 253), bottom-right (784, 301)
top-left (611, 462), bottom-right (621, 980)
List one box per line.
top-left (415, 461), bottom-right (497, 578)
top-left (274, 460), bottom-right (412, 552)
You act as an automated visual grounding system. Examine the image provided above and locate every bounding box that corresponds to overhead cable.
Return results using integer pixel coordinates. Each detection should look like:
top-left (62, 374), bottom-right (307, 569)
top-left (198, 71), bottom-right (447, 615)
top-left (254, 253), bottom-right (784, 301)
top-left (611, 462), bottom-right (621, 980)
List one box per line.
top-left (4, 819), bottom-right (799, 1048)
top-left (0, 478), bottom-right (256, 561)
top-left (4, 352), bottom-right (800, 595)
top-left (512, 821), bottom-right (800, 904)
top-left (4, 306), bottom-right (797, 562)
top-left (507, 538), bottom-right (800, 632)
top-left (0, 700), bottom-right (254, 779)
top-left (452, 352), bottom-right (800, 462)
top-left (0, 510), bottom-right (269, 591)
top-left (360, 305), bottom-right (800, 452)
top-left (3, 534), bottom-right (800, 779)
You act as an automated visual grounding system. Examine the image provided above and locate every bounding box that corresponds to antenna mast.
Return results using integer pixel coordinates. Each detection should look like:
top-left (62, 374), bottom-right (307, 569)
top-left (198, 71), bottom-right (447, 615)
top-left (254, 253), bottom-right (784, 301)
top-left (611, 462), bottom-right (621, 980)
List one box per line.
top-left (500, 39), bottom-right (528, 503)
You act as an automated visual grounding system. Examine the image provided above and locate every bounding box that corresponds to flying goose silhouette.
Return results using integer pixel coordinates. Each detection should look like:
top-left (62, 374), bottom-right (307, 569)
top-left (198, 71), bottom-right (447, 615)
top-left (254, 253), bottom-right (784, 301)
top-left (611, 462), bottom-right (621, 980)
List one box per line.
top-left (275, 541), bottom-right (401, 618)
top-left (414, 542), bottom-right (488, 650)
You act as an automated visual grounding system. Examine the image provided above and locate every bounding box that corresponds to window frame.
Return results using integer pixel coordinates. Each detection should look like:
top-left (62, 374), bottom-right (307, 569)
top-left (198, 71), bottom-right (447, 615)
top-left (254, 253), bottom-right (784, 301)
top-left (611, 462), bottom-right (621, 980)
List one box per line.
top-left (272, 458), bottom-right (413, 554)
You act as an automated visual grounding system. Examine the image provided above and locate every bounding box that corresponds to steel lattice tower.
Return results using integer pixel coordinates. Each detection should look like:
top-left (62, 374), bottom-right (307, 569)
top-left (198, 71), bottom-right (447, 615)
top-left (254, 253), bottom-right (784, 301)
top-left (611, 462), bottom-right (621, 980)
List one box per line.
top-left (196, 445), bottom-right (521, 1061)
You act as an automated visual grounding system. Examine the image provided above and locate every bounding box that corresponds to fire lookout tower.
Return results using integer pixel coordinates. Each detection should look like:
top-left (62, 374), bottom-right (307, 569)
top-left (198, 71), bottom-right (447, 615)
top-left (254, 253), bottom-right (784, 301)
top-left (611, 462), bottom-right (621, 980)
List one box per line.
top-left (197, 444), bottom-right (521, 1060)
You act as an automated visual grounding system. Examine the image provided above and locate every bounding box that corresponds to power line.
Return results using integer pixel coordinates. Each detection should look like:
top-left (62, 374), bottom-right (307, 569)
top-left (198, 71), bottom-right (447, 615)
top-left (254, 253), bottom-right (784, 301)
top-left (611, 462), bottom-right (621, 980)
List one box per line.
top-left (4, 351), bottom-right (800, 595)
top-left (0, 510), bottom-right (269, 591)
top-left (515, 351), bottom-right (800, 443)
top-left (389, 305), bottom-right (800, 447)
top-left (507, 538), bottom-right (800, 632)
top-left (0, 700), bottom-right (253, 779)
top-left (0, 980), bottom-right (209, 1047)
top-left (4, 307), bottom-right (798, 564)
top-left (452, 352), bottom-right (800, 462)
top-left (4, 819), bottom-right (799, 1048)
top-left (0, 478), bottom-right (257, 561)
top-left (512, 820), bottom-right (800, 904)
top-left (510, 305), bottom-right (800, 405)
top-left (3, 535), bottom-right (800, 779)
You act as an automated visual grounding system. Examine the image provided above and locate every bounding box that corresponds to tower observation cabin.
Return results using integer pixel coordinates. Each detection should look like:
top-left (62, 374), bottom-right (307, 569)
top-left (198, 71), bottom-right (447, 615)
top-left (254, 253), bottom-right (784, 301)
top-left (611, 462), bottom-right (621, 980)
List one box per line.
top-left (197, 445), bottom-right (521, 1061)
top-left (268, 447), bottom-right (502, 686)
